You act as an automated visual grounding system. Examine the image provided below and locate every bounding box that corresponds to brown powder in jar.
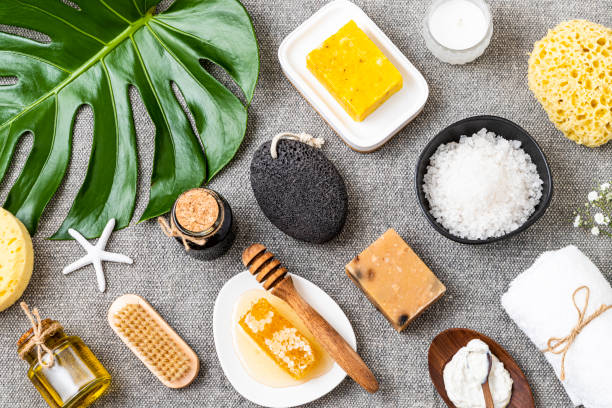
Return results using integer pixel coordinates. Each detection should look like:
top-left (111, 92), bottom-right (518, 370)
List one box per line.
top-left (175, 189), bottom-right (220, 233)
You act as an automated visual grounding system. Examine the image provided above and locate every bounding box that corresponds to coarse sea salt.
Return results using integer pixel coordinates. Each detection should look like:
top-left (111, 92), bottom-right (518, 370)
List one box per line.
top-left (423, 128), bottom-right (543, 240)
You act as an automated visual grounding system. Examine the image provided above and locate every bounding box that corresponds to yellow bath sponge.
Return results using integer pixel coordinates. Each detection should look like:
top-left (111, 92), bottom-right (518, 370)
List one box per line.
top-left (0, 208), bottom-right (34, 312)
top-left (528, 20), bottom-right (612, 147)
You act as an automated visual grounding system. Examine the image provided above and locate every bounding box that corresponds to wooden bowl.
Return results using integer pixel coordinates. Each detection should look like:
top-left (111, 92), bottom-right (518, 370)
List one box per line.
top-left (428, 328), bottom-right (535, 408)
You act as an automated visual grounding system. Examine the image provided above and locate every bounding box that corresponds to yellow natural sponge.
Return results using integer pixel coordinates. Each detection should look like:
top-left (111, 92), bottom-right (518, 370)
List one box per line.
top-left (528, 20), bottom-right (612, 147)
top-left (0, 208), bottom-right (34, 312)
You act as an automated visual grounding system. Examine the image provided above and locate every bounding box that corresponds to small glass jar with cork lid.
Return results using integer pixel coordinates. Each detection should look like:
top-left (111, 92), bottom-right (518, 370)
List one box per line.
top-left (17, 303), bottom-right (111, 408)
top-left (159, 187), bottom-right (236, 261)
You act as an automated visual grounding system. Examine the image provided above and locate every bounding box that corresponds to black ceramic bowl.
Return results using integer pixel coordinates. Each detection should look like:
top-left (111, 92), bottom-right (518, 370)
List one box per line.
top-left (415, 116), bottom-right (553, 245)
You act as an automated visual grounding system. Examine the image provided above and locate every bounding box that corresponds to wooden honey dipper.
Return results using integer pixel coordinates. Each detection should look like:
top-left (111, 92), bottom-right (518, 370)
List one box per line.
top-left (242, 243), bottom-right (379, 393)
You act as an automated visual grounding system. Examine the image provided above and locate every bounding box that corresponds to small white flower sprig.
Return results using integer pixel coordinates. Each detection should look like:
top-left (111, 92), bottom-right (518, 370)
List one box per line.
top-left (573, 181), bottom-right (612, 237)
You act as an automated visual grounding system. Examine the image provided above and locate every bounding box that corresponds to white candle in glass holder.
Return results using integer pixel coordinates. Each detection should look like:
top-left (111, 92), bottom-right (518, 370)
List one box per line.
top-left (423, 0), bottom-right (493, 64)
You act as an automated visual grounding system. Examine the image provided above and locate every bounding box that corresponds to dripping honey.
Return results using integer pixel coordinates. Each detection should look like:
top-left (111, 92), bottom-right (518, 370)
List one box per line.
top-left (232, 290), bottom-right (334, 387)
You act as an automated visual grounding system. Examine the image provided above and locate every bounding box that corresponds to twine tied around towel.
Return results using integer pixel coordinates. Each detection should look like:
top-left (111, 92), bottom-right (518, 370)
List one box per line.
top-left (157, 216), bottom-right (208, 251)
top-left (270, 132), bottom-right (325, 159)
top-left (19, 302), bottom-right (58, 368)
top-left (542, 285), bottom-right (612, 381)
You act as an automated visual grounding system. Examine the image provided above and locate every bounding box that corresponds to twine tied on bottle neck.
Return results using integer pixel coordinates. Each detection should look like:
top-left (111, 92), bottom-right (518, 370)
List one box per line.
top-left (542, 285), bottom-right (612, 381)
top-left (20, 302), bottom-right (56, 368)
top-left (270, 132), bottom-right (325, 159)
top-left (157, 216), bottom-right (208, 251)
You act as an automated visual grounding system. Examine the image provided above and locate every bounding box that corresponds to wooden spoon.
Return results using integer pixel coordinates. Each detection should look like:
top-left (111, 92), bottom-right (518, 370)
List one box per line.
top-left (428, 328), bottom-right (534, 408)
top-left (242, 244), bottom-right (379, 393)
top-left (481, 353), bottom-right (494, 408)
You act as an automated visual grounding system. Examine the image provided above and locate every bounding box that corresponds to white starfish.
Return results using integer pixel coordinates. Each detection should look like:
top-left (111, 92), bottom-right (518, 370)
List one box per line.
top-left (62, 218), bottom-right (133, 292)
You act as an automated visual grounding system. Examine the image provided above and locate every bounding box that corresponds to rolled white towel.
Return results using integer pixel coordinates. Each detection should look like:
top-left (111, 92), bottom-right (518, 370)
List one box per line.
top-left (501, 245), bottom-right (612, 408)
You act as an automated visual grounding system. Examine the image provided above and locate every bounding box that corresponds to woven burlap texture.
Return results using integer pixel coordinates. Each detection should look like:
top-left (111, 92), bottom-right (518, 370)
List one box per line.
top-left (1, 0), bottom-right (611, 407)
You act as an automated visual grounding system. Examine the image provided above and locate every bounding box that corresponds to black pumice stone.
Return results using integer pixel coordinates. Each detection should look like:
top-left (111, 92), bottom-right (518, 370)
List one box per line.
top-left (250, 140), bottom-right (348, 243)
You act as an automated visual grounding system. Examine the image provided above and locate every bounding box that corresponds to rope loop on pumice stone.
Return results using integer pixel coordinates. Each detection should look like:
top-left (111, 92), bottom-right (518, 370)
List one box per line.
top-left (157, 216), bottom-right (208, 251)
top-left (270, 132), bottom-right (325, 159)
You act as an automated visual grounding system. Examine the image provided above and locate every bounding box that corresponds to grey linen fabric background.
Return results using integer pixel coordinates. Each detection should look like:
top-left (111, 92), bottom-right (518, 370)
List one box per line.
top-left (1, 0), bottom-right (611, 407)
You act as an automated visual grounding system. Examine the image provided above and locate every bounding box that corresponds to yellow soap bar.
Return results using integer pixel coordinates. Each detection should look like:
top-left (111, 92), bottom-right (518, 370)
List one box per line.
top-left (345, 229), bottom-right (445, 332)
top-left (239, 298), bottom-right (316, 379)
top-left (306, 20), bottom-right (403, 121)
top-left (0, 208), bottom-right (34, 312)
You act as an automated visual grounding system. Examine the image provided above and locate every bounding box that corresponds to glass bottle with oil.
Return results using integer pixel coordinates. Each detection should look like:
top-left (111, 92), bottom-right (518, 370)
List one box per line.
top-left (17, 318), bottom-right (111, 408)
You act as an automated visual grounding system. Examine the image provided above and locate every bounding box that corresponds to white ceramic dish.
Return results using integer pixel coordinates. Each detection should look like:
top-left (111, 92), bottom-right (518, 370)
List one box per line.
top-left (213, 271), bottom-right (356, 408)
top-left (278, 0), bottom-right (429, 152)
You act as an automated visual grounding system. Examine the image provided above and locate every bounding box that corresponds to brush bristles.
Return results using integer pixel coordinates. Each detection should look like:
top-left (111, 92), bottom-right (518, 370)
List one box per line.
top-left (112, 304), bottom-right (191, 383)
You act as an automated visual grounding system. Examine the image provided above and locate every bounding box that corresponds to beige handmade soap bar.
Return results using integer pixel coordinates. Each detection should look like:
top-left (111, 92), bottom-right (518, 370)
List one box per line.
top-left (345, 229), bottom-right (445, 331)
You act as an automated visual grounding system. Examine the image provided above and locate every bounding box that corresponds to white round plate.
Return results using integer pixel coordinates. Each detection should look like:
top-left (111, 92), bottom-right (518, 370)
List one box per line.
top-left (213, 271), bottom-right (356, 408)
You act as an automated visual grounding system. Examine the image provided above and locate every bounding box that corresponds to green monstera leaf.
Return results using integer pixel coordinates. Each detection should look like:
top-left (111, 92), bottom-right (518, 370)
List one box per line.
top-left (0, 0), bottom-right (259, 239)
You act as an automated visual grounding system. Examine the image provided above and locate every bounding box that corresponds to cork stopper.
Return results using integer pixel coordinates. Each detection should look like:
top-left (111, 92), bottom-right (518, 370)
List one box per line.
top-left (17, 318), bottom-right (63, 360)
top-left (174, 188), bottom-right (220, 234)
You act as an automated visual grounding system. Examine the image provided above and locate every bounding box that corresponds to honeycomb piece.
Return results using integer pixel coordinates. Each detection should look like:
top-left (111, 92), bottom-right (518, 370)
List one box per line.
top-left (528, 20), bottom-right (612, 147)
top-left (239, 298), bottom-right (316, 379)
